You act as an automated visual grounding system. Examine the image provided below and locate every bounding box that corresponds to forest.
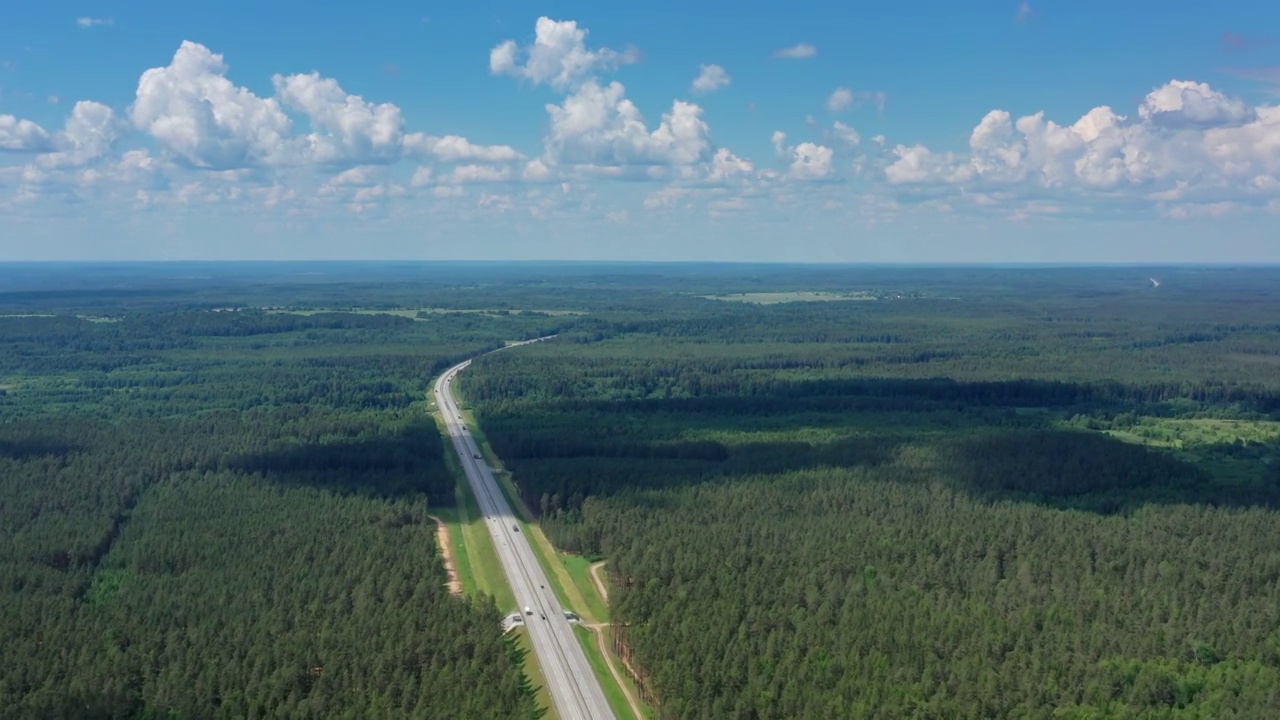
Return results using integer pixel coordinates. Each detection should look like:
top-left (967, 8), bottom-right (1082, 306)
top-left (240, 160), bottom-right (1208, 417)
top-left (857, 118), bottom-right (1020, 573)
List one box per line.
top-left (455, 265), bottom-right (1280, 718)
top-left (4, 262), bottom-right (1280, 718)
top-left (0, 265), bottom-right (568, 719)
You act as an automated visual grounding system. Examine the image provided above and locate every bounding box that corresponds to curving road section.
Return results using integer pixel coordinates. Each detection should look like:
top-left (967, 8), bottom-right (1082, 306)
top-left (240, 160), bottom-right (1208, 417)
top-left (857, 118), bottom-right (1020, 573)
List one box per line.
top-left (435, 337), bottom-right (616, 720)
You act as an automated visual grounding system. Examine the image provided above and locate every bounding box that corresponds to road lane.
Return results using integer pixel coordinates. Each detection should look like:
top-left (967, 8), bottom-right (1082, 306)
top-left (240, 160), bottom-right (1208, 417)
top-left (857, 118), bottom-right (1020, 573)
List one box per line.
top-left (435, 338), bottom-right (616, 720)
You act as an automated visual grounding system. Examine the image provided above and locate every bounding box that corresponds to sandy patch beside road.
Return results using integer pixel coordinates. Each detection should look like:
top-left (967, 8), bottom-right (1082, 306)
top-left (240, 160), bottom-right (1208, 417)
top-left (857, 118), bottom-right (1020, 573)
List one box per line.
top-left (429, 515), bottom-right (463, 596)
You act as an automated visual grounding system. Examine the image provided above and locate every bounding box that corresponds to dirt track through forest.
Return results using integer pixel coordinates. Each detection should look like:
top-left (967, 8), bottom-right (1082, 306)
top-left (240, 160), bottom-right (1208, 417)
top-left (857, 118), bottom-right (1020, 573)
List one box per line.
top-left (584, 623), bottom-right (644, 720)
top-left (589, 560), bottom-right (609, 601)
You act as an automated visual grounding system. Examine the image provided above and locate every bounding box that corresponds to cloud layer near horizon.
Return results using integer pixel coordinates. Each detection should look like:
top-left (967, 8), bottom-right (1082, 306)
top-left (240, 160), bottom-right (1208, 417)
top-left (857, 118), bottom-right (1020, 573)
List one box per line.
top-left (3, 16), bottom-right (1280, 233)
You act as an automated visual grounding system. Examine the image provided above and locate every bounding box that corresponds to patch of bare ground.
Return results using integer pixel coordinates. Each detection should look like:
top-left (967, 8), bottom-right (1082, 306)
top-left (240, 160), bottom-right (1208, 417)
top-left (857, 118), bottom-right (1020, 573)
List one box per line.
top-left (428, 514), bottom-right (462, 596)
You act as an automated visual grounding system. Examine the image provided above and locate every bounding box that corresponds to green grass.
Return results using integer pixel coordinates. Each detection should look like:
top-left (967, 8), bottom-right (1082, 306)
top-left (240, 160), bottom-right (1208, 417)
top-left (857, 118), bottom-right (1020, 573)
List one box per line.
top-left (702, 291), bottom-right (876, 304)
top-left (561, 553), bottom-right (609, 623)
top-left (574, 624), bottom-right (651, 720)
top-left (432, 410), bottom-right (516, 612)
top-left (1110, 417), bottom-right (1280, 448)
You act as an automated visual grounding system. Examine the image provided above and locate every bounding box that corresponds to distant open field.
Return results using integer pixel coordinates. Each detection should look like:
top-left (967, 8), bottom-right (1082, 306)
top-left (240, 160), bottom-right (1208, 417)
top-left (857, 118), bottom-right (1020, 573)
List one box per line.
top-left (265, 307), bottom-right (586, 318)
top-left (702, 291), bottom-right (876, 304)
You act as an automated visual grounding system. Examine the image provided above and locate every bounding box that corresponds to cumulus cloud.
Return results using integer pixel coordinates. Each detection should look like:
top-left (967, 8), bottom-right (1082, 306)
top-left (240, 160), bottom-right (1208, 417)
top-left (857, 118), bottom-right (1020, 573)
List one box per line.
top-left (770, 130), bottom-right (834, 180)
top-left (691, 64), bottom-right (731, 95)
top-left (883, 79), bottom-right (1280, 213)
top-left (37, 101), bottom-right (123, 168)
top-left (773, 43), bottom-right (817, 59)
top-left (1137, 80), bottom-right (1254, 128)
top-left (0, 115), bottom-right (53, 152)
top-left (128, 41), bottom-right (512, 173)
top-left (544, 79), bottom-right (712, 167)
top-left (490, 17), bottom-right (638, 90)
top-left (272, 72), bottom-right (407, 165)
top-left (131, 41), bottom-right (295, 168)
top-left (76, 17), bottom-right (113, 29)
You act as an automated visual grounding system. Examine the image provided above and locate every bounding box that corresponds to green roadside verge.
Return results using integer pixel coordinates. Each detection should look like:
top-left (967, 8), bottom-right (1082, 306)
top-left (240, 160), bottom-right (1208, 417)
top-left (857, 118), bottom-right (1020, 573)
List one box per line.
top-left (452, 393), bottom-right (653, 719)
top-left (574, 624), bottom-right (650, 720)
top-left (430, 401), bottom-right (553, 719)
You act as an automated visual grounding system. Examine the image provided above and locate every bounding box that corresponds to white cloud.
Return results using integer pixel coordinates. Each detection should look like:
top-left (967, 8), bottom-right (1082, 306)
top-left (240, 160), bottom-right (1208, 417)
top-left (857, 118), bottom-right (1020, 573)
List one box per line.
top-left (703, 148), bottom-right (755, 184)
top-left (127, 40), bottom-right (510, 174)
top-left (544, 80), bottom-right (712, 166)
top-left (883, 79), bottom-right (1280, 213)
top-left (0, 114), bottom-right (53, 152)
top-left (788, 143), bottom-right (835, 180)
top-left (522, 159), bottom-right (553, 181)
top-left (831, 121), bottom-right (861, 147)
top-left (272, 72), bottom-right (407, 165)
top-left (774, 43), bottom-right (817, 59)
top-left (771, 130), bottom-right (788, 157)
top-left (1016, 2), bottom-right (1033, 23)
top-left (490, 17), bottom-right (638, 90)
top-left (37, 101), bottom-right (122, 168)
top-left (131, 41), bottom-right (295, 168)
top-left (77, 17), bottom-right (113, 29)
top-left (826, 88), bottom-right (854, 113)
top-left (1138, 80), bottom-right (1254, 128)
top-left (327, 166), bottom-right (380, 187)
top-left (691, 64), bottom-right (731, 95)
top-left (403, 134), bottom-right (524, 163)
top-left (770, 131), bottom-right (834, 180)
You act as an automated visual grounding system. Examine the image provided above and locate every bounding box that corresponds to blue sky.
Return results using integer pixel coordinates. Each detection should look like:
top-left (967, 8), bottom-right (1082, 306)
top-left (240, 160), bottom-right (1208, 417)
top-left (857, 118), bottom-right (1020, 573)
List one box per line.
top-left (2, 0), bottom-right (1280, 262)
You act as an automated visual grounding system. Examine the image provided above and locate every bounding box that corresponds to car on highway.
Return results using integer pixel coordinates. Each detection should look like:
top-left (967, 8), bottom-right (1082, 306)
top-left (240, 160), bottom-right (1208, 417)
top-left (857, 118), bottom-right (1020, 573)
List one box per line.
top-left (513, 524), bottom-right (520, 532)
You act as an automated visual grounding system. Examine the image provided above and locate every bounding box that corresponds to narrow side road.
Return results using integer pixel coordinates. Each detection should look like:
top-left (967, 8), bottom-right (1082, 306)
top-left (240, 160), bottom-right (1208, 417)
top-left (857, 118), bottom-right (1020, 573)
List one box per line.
top-left (434, 337), bottom-right (616, 720)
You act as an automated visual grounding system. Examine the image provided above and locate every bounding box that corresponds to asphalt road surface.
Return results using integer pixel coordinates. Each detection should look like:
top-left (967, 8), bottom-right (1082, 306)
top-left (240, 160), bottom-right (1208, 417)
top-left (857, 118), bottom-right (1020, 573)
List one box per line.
top-left (435, 338), bottom-right (617, 720)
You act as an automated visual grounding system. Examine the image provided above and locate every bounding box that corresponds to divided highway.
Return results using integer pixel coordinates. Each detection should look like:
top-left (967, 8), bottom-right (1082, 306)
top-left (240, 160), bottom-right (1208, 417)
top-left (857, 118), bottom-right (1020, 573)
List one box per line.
top-left (434, 338), bottom-right (617, 720)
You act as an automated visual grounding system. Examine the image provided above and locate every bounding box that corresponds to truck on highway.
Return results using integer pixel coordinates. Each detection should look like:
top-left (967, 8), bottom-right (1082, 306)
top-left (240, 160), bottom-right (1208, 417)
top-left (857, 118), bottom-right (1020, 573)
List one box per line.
top-left (524, 606), bottom-right (532, 615)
